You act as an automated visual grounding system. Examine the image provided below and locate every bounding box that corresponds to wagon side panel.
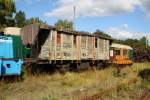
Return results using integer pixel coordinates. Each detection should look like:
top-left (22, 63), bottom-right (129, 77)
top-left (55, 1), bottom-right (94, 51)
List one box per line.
top-left (94, 37), bottom-right (99, 60)
top-left (87, 36), bottom-right (94, 59)
top-left (38, 31), bottom-right (51, 59)
top-left (62, 33), bottom-right (74, 60)
top-left (49, 30), bottom-right (57, 60)
top-left (98, 39), bottom-right (110, 60)
top-left (80, 36), bottom-right (88, 60)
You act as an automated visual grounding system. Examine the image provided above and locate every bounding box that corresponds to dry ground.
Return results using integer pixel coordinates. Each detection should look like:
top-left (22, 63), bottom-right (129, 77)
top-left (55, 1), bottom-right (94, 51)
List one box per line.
top-left (0, 63), bottom-right (150, 100)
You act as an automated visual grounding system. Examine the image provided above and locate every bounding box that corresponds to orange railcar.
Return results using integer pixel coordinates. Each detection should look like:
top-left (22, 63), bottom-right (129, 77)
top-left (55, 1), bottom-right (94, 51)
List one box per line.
top-left (110, 43), bottom-right (133, 65)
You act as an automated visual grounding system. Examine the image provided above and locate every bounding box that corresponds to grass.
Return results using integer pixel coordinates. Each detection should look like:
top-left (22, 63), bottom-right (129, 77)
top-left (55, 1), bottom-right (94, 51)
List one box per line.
top-left (0, 62), bottom-right (149, 100)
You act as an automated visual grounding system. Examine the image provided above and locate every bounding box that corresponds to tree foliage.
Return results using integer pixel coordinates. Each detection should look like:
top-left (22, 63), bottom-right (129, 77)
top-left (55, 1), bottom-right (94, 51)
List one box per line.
top-left (114, 37), bottom-right (149, 48)
top-left (93, 29), bottom-right (111, 38)
top-left (15, 10), bottom-right (26, 27)
top-left (26, 17), bottom-right (46, 25)
top-left (0, 0), bottom-right (16, 28)
top-left (55, 19), bottom-right (73, 30)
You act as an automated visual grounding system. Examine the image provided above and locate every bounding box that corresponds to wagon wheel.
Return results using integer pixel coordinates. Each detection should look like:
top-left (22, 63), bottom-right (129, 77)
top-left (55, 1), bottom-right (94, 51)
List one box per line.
top-left (59, 64), bottom-right (69, 74)
top-left (89, 62), bottom-right (96, 70)
top-left (69, 63), bottom-right (80, 72)
top-left (24, 63), bottom-right (37, 75)
top-left (96, 63), bottom-right (103, 70)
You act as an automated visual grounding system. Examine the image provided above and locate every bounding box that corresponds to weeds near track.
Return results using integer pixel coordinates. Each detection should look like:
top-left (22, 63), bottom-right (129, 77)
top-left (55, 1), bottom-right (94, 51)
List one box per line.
top-left (0, 63), bottom-right (149, 100)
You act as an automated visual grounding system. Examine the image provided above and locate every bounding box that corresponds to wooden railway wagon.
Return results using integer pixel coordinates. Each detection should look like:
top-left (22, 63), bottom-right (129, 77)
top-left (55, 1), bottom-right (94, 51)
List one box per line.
top-left (21, 24), bottom-right (112, 69)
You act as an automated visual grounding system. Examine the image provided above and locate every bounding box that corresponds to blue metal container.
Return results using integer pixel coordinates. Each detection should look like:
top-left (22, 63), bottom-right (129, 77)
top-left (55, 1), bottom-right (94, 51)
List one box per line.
top-left (0, 36), bottom-right (23, 76)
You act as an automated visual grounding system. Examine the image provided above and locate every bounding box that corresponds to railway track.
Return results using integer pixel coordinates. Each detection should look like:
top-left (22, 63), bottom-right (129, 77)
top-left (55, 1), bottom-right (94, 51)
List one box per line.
top-left (80, 78), bottom-right (137, 100)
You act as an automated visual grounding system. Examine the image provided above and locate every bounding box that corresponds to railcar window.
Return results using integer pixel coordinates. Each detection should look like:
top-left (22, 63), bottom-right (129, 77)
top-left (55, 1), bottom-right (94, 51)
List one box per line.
top-left (123, 49), bottom-right (130, 57)
top-left (74, 35), bottom-right (77, 46)
top-left (123, 49), bottom-right (127, 56)
top-left (57, 33), bottom-right (61, 44)
top-left (95, 38), bottom-right (98, 48)
top-left (115, 50), bottom-right (120, 55)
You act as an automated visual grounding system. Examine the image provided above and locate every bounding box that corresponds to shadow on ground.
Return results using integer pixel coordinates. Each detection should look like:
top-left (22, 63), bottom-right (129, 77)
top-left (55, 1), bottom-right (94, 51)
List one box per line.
top-left (138, 68), bottom-right (150, 81)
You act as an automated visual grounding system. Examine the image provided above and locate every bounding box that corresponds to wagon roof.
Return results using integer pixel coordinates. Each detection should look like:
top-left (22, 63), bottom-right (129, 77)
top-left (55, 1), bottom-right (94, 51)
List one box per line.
top-left (21, 24), bottom-right (113, 45)
top-left (111, 43), bottom-right (133, 50)
top-left (41, 24), bottom-right (113, 40)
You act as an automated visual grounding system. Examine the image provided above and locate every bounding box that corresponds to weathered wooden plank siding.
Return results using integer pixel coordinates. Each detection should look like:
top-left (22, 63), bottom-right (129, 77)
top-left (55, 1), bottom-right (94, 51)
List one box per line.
top-left (76, 36), bottom-right (81, 60)
top-left (93, 38), bottom-right (110, 60)
top-left (38, 31), bottom-right (51, 59)
top-left (38, 30), bottom-right (55, 60)
top-left (36, 29), bottom-right (110, 61)
top-left (73, 35), bottom-right (78, 60)
top-left (95, 37), bottom-right (99, 60)
top-left (50, 30), bottom-right (57, 60)
top-left (87, 36), bottom-right (94, 59)
top-left (98, 39), bottom-right (105, 60)
top-left (38, 31), bottom-right (78, 61)
top-left (62, 33), bottom-right (74, 60)
top-left (81, 36), bottom-right (88, 59)
top-left (98, 39), bottom-right (110, 60)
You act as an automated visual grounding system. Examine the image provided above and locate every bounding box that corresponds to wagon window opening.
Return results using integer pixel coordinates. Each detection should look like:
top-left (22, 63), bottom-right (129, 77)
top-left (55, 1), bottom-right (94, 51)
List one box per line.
top-left (74, 35), bottom-right (77, 47)
top-left (115, 50), bottom-right (120, 55)
top-left (123, 49), bottom-right (127, 56)
top-left (57, 33), bottom-right (61, 45)
top-left (95, 38), bottom-right (98, 48)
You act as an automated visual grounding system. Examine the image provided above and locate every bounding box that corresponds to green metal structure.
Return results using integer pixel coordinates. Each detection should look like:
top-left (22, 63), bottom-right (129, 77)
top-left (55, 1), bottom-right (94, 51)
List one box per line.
top-left (5, 34), bottom-right (30, 59)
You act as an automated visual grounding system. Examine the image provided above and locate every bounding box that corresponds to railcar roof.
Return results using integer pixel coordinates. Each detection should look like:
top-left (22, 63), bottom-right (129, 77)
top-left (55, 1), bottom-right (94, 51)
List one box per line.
top-left (111, 43), bottom-right (133, 50)
top-left (21, 24), bottom-right (113, 45)
top-left (38, 24), bottom-right (113, 40)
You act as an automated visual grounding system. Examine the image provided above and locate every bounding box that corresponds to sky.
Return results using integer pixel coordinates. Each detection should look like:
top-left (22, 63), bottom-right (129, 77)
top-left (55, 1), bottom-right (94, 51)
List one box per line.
top-left (15, 0), bottom-right (150, 42)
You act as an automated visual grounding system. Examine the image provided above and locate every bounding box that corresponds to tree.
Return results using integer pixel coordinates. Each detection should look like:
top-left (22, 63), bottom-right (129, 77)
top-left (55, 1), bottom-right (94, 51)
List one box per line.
top-left (93, 29), bottom-right (111, 38)
top-left (26, 17), bottom-right (46, 25)
top-left (15, 10), bottom-right (26, 27)
top-left (55, 19), bottom-right (74, 30)
top-left (139, 37), bottom-right (147, 48)
top-left (114, 36), bottom-right (149, 49)
top-left (0, 0), bottom-right (16, 29)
